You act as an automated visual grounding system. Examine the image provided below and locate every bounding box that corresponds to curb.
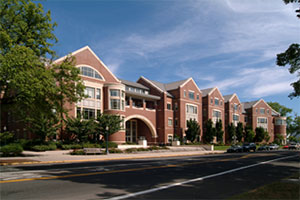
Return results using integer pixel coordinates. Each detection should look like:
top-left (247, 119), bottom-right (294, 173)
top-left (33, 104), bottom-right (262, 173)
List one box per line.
top-left (0, 151), bottom-right (224, 166)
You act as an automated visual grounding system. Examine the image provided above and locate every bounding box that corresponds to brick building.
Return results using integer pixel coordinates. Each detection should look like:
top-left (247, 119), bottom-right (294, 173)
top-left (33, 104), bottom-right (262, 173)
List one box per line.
top-left (1, 46), bottom-right (287, 144)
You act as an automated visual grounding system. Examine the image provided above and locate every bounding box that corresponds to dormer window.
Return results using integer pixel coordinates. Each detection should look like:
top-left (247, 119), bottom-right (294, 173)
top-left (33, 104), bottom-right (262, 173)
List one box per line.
top-left (80, 66), bottom-right (103, 80)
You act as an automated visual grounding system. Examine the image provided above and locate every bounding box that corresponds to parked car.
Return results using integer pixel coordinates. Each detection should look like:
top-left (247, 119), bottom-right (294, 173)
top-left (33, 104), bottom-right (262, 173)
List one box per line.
top-left (283, 145), bottom-right (289, 149)
top-left (227, 145), bottom-right (243, 153)
top-left (258, 145), bottom-right (270, 151)
top-left (242, 143), bottom-right (256, 152)
top-left (268, 144), bottom-right (279, 150)
top-left (288, 143), bottom-right (300, 150)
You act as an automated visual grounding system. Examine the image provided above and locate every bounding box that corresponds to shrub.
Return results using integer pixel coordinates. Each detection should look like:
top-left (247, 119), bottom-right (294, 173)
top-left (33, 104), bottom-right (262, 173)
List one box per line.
top-left (0, 144), bottom-right (23, 157)
top-left (109, 148), bottom-right (123, 153)
top-left (31, 144), bottom-right (57, 151)
top-left (70, 149), bottom-right (85, 155)
top-left (61, 144), bottom-right (82, 150)
top-left (100, 141), bottom-right (118, 148)
top-left (124, 148), bottom-right (137, 153)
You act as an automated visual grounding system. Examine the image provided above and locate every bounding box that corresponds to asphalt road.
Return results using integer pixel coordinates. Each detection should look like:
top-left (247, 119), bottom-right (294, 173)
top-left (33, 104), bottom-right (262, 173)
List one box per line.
top-left (0, 151), bottom-right (299, 200)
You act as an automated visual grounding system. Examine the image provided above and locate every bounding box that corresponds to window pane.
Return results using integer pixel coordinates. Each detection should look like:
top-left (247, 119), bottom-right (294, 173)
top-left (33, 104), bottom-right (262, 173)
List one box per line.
top-left (215, 98), bottom-right (219, 106)
top-left (84, 87), bottom-right (95, 98)
top-left (111, 99), bottom-right (120, 109)
top-left (110, 89), bottom-right (120, 97)
top-left (96, 89), bottom-right (101, 99)
top-left (94, 72), bottom-right (103, 80)
top-left (189, 92), bottom-right (194, 100)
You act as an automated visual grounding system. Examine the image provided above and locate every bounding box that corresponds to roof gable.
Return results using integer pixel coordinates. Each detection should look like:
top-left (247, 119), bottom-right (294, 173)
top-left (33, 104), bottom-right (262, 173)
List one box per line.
top-left (53, 46), bottom-right (120, 83)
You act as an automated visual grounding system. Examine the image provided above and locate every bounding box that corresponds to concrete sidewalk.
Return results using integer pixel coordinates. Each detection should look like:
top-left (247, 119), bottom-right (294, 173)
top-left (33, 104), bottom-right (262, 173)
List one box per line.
top-left (0, 147), bottom-right (225, 166)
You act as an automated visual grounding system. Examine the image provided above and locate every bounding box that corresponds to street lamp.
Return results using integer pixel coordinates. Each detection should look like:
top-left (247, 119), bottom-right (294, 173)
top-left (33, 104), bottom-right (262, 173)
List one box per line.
top-left (106, 126), bottom-right (109, 155)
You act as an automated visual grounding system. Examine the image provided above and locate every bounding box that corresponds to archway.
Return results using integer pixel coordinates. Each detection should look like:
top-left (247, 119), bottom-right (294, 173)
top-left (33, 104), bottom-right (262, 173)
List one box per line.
top-left (124, 115), bottom-right (157, 143)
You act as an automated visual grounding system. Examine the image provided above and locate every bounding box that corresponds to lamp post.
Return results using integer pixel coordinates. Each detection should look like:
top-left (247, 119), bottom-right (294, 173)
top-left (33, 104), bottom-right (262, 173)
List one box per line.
top-left (106, 126), bottom-right (109, 155)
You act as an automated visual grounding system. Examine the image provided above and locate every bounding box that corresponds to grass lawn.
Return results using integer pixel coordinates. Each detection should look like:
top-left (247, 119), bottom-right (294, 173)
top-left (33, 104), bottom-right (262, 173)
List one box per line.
top-left (214, 145), bottom-right (231, 151)
top-left (229, 174), bottom-right (300, 200)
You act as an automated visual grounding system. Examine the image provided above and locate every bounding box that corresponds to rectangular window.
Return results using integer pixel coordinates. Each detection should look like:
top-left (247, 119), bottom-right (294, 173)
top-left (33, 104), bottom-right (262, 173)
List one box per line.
top-left (257, 117), bottom-right (267, 123)
top-left (110, 99), bottom-right (120, 110)
top-left (76, 107), bottom-right (81, 118)
top-left (215, 98), bottom-right (219, 106)
top-left (110, 89), bottom-right (120, 97)
top-left (186, 105), bottom-right (197, 114)
top-left (168, 118), bottom-right (173, 126)
top-left (233, 114), bottom-right (239, 121)
top-left (167, 103), bottom-right (172, 110)
top-left (189, 91), bottom-right (194, 100)
top-left (175, 119), bottom-right (178, 127)
top-left (168, 135), bottom-right (173, 143)
top-left (174, 103), bottom-right (178, 111)
top-left (234, 104), bottom-right (238, 111)
top-left (196, 94), bottom-right (199, 100)
top-left (184, 90), bottom-right (186, 97)
top-left (213, 110), bottom-right (221, 118)
top-left (83, 108), bottom-right (95, 119)
top-left (96, 89), bottom-right (101, 100)
top-left (84, 87), bottom-right (95, 98)
top-left (211, 98), bottom-right (213, 104)
top-left (260, 108), bottom-right (265, 114)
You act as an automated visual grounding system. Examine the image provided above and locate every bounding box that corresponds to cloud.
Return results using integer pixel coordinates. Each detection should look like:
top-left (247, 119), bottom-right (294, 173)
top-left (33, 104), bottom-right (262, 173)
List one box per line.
top-left (205, 66), bottom-right (297, 98)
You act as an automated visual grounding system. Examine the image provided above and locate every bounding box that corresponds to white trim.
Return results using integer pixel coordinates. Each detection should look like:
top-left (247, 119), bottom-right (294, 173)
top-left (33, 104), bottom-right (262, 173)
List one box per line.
top-left (76, 64), bottom-right (106, 81)
top-left (229, 93), bottom-right (241, 103)
top-left (53, 46), bottom-right (120, 83)
top-left (180, 78), bottom-right (202, 94)
top-left (253, 99), bottom-right (272, 111)
top-left (125, 115), bottom-right (157, 138)
top-left (207, 87), bottom-right (224, 100)
top-left (138, 76), bottom-right (164, 93)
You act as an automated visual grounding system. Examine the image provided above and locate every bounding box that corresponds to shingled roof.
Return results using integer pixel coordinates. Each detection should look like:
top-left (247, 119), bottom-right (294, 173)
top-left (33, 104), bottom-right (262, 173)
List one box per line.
top-left (119, 78), bottom-right (149, 90)
top-left (223, 94), bottom-right (235, 102)
top-left (201, 88), bottom-right (215, 97)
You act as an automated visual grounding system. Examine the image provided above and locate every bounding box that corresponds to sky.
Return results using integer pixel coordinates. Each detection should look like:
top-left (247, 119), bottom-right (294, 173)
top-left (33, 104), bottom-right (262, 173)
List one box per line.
top-left (39, 0), bottom-right (300, 114)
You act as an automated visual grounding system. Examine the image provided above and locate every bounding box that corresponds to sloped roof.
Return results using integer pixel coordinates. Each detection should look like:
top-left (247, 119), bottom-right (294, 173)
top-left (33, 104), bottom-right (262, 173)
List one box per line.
top-left (242, 100), bottom-right (259, 110)
top-left (149, 80), bottom-right (173, 97)
top-left (201, 88), bottom-right (215, 97)
top-left (165, 79), bottom-right (189, 91)
top-left (119, 78), bottom-right (149, 90)
top-left (223, 94), bottom-right (235, 102)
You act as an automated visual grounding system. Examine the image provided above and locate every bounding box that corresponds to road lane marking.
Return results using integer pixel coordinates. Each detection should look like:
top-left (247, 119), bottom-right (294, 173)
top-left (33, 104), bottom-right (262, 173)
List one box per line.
top-left (0, 153), bottom-right (293, 183)
top-left (107, 155), bottom-right (298, 200)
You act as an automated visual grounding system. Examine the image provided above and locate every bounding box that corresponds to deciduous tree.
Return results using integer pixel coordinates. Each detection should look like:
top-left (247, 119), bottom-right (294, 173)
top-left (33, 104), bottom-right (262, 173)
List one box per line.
top-left (203, 119), bottom-right (215, 143)
top-left (185, 119), bottom-right (201, 143)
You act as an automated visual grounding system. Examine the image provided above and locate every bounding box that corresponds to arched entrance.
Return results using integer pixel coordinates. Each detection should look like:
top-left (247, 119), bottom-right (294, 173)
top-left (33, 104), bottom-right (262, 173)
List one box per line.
top-left (125, 115), bottom-right (157, 144)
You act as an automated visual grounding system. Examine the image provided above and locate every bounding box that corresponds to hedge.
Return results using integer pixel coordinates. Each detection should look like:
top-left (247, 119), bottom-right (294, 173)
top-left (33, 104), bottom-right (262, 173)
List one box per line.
top-left (0, 144), bottom-right (23, 157)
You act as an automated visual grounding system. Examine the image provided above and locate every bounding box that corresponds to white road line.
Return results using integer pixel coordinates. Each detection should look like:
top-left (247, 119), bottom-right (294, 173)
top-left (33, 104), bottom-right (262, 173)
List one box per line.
top-left (107, 155), bottom-right (298, 200)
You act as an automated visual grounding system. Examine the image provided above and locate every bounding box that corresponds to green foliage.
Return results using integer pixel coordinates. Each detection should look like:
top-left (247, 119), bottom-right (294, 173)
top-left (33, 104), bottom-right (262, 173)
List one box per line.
top-left (244, 126), bottom-right (255, 143)
top-left (27, 112), bottom-right (59, 141)
top-left (215, 120), bottom-right (224, 143)
top-left (227, 123), bottom-right (236, 143)
top-left (277, 43), bottom-right (300, 98)
top-left (96, 113), bottom-right (123, 139)
top-left (70, 149), bottom-right (85, 155)
top-left (282, 0), bottom-right (300, 18)
top-left (0, 143), bottom-right (23, 157)
top-left (288, 135), bottom-right (299, 142)
top-left (267, 102), bottom-right (293, 116)
top-left (274, 134), bottom-right (284, 145)
top-left (254, 127), bottom-right (268, 143)
top-left (236, 122), bottom-right (244, 142)
top-left (65, 117), bottom-right (97, 143)
top-left (31, 144), bottom-right (57, 151)
top-left (100, 141), bottom-right (118, 148)
top-left (109, 148), bottom-right (123, 154)
top-left (203, 119), bottom-right (215, 143)
top-left (288, 114), bottom-right (300, 136)
top-left (51, 56), bottom-right (86, 135)
top-left (61, 144), bottom-right (82, 150)
top-left (185, 119), bottom-right (201, 142)
top-left (0, 131), bottom-right (14, 146)
top-left (0, 0), bottom-right (85, 142)
top-left (0, 0), bottom-right (57, 57)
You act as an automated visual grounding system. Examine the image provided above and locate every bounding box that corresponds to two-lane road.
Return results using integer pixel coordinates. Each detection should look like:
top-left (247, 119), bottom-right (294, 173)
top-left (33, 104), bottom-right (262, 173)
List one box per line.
top-left (0, 151), bottom-right (299, 200)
